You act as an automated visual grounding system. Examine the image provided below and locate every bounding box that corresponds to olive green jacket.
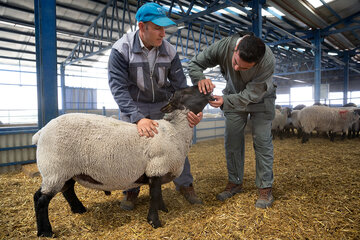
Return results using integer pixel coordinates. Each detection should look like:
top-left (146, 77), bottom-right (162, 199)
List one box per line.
top-left (188, 32), bottom-right (276, 113)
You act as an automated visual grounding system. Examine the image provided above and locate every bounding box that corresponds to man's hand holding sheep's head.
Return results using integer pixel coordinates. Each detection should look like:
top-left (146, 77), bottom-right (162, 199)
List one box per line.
top-left (197, 79), bottom-right (223, 109)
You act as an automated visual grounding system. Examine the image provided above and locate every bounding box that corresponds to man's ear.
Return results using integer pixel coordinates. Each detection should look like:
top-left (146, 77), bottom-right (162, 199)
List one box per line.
top-left (138, 22), bottom-right (145, 31)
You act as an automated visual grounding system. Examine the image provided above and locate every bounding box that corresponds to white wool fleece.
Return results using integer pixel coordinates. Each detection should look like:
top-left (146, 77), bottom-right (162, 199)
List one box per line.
top-left (33, 111), bottom-right (193, 194)
top-left (299, 105), bottom-right (359, 134)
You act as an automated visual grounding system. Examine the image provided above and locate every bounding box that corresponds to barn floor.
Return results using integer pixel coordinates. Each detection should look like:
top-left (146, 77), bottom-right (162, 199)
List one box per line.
top-left (1, 134), bottom-right (359, 239)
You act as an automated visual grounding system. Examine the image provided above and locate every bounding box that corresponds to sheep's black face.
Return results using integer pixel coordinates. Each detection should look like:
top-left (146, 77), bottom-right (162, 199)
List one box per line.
top-left (161, 86), bottom-right (214, 114)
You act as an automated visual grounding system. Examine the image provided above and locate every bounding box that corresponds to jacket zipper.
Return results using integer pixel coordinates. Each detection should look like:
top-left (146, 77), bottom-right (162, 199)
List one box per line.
top-left (150, 51), bottom-right (159, 103)
top-left (136, 89), bottom-right (141, 102)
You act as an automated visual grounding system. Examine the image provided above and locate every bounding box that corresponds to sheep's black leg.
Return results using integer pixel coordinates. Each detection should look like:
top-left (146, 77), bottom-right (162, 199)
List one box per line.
top-left (34, 188), bottom-right (55, 237)
top-left (330, 132), bottom-right (335, 141)
top-left (62, 179), bottom-right (86, 214)
top-left (348, 128), bottom-right (352, 139)
top-left (301, 133), bottom-right (309, 143)
top-left (297, 128), bottom-right (302, 139)
top-left (279, 129), bottom-right (283, 140)
top-left (147, 176), bottom-right (165, 228)
top-left (341, 131), bottom-right (346, 140)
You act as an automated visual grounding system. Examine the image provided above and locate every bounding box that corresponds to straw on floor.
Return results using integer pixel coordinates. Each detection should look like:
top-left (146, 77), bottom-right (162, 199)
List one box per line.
top-left (0, 134), bottom-right (359, 239)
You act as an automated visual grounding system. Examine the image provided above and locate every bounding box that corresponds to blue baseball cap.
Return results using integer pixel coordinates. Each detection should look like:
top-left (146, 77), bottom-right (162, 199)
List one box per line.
top-left (135, 3), bottom-right (176, 27)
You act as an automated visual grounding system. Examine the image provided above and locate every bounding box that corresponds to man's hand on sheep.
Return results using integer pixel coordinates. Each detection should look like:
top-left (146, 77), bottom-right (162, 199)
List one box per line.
top-left (136, 118), bottom-right (159, 138)
top-left (197, 79), bottom-right (216, 94)
top-left (187, 111), bottom-right (203, 128)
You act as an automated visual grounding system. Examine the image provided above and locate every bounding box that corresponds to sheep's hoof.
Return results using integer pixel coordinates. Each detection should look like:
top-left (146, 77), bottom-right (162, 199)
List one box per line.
top-left (159, 202), bottom-right (168, 212)
top-left (160, 206), bottom-right (168, 213)
top-left (147, 216), bottom-right (162, 228)
top-left (37, 231), bottom-right (55, 238)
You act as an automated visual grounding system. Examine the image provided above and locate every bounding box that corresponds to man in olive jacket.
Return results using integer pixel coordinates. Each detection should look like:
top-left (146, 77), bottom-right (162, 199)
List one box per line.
top-left (188, 32), bottom-right (277, 208)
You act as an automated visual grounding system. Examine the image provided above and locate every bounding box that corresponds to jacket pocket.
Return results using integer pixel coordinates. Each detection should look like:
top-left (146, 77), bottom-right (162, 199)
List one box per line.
top-left (155, 62), bottom-right (171, 87)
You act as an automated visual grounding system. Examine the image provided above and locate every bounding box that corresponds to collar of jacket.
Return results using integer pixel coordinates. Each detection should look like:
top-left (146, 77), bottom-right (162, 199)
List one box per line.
top-left (132, 30), bottom-right (169, 56)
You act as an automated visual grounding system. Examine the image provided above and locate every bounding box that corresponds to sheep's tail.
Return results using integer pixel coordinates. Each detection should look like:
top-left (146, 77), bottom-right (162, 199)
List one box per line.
top-left (32, 129), bottom-right (42, 145)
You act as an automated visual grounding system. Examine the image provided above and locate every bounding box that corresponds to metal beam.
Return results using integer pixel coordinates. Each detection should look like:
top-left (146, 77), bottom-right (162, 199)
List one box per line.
top-left (63, 0), bottom-right (134, 66)
top-left (314, 29), bottom-right (321, 103)
top-left (323, 11), bottom-right (360, 32)
top-left (34, 0), bottom-right (58, 128)
top-left (251, 0), bottom-right (264, 38)
top-left (266, 20), bottom-right (315, 49)
top-left (343, 51), bottom-right (349, 105)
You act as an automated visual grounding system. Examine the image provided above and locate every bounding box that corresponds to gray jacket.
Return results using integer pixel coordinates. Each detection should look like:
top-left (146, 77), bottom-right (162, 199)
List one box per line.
top-left (188, 32), bottom-right (276, 114)
top-left (108, 30), bottom-right (187, 123)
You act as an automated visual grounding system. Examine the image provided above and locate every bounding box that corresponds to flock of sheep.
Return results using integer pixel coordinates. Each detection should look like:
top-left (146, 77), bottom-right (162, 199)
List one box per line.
top-left (271, 103), bottom-right (360, 143)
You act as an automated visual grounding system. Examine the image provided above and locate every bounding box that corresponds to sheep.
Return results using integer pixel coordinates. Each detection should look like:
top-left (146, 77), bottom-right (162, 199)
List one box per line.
top-left (32, 86), bottom-right (214, 237)
top-left (348, 118), bottom-right (360, 138)
top-left (343, 103), bottom-right (357, 108)
top-left (293, 104), bottom-right (306, 111)
top-left (298, 105), bottom-right (360, 143)
top-left (342, 103), bottom-right (359, 139)
top-left (271, 107), bottom-right (291, 140)
top-left (290, 110), bottom-right (302, 138)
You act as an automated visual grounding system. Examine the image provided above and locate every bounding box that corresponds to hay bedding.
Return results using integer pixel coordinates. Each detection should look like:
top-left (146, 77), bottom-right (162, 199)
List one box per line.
top-left (0, 135), bottom-right (359, 239)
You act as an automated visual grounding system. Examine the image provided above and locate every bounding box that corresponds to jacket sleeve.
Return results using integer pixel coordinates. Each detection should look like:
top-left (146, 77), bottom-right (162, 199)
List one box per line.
top-left (222, 56), bottom-right (275, 111)
top-left (188, 39), bottom-right (225, 85)
top-left (168, 53), bottom-right (188, 90)
top-left (108, 48), bottom-right (145, 123)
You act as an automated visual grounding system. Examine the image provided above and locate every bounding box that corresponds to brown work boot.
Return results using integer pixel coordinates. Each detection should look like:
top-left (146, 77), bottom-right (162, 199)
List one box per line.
top-left (179, 184), bottom-right (203, 204)
top-left (216, 182), bottom-right (242, 201)
top-left (255, 187), bottom-right (274, 209)
top-left (120, 191), bottom-right (139, 210)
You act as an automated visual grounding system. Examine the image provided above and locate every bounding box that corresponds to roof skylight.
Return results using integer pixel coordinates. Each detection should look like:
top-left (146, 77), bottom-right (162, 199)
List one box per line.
top-left (307, 0), bottom-right (335, 8)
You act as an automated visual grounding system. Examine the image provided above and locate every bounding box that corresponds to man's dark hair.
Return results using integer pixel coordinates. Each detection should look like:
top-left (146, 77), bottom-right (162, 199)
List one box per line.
top-left (237, 35), bottom-right (265, 63)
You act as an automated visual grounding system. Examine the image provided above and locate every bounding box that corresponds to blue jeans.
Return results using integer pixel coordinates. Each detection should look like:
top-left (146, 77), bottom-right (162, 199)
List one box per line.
top-left (224, 110), bottom-right (274, 189)
top-left (120, 101), bottom-right (194, 194)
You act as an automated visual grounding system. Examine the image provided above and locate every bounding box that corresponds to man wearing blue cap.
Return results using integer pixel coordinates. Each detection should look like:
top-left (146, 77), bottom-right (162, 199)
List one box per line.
top-left (108, 2), bottom-right (203, 210)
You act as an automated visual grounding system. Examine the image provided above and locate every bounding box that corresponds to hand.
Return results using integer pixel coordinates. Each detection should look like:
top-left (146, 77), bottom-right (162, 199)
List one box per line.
top-left (187, 111), bottom-right (203, 128)
top-left (136, 118), bottom-right (159, 138)
top-left (197, 79), bottom-right (216, 94)
top-left (209, 95), bottom-right (224, 108)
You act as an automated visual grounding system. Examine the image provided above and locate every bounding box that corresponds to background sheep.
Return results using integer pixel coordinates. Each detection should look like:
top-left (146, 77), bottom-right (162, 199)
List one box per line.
top-left (298, 105), bottom-right (360, 143)
top-left (342, 103), bottom-right (359, 138)
top-left (290, 110), bottom-right (302, 138)
top-left (293, 104), bottom-right (306, 111)
top-left (271, 107), bottom-right (291, 140)
top-left (32, 86), bottom-right (213, 237)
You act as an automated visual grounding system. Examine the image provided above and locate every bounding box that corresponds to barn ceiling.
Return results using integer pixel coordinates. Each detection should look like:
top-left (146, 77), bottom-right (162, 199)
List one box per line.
top-left (0, 0), bottom-right (359, 91)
